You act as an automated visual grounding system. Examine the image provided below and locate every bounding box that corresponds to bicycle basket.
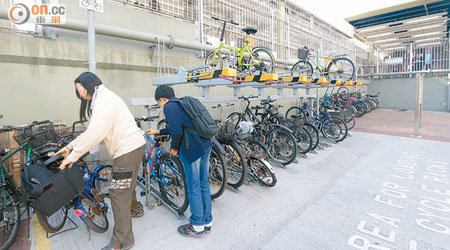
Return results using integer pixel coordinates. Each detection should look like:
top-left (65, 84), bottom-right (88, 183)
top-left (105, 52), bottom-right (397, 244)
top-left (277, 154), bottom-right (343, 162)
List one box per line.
top-left (13, 126), bottom-right (33, 146)
top-left (219, 120), bottom-right (236, 136)
top-left (297, 48), bottom-right (309, 60)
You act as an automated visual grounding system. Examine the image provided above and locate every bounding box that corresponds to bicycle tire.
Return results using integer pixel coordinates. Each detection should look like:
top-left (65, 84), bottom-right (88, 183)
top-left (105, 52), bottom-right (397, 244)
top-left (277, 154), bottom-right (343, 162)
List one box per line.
top-left (303, 122), bottom-right (319, 151)
top-left (0, 182), bottom-right (21, 250)
top-left (332, 117), bottom-right (348, 142)
top-left (223, 142), bottom-right (247, 189)
top-left (93, 164), bottom-right (112, 197)
top-left (227, 112), bottom-right (247, 130)
top-left (36, 207), bottom-right (68, 233)
top-left (295, 127), bottom-right (312, 154)
top-left (157, 119), bottom-right (171, 152)
top-left (205, 51), bottom-right (225, 70)
top-left (285, 106), bottom-right (305, 120)
top-left (291, 60), bottom-right (314, 77)
top-left (321, 119), bottom-right (342, 141)
top-left (265, 127), bottom-right (298, 166)
top-left (157, 153), bottom-right (188, 215)
top-left (248, 157), bottom-right (277, 187)
top-left (80, 198), bottom-right (109, 233)
top-left (249, 47), bottom-right (275, 74)
top-left (209, 144), bottom-right (228, 200)
top-left (344, 114), bottom-right (356, 130)
top-left (326, 57), bottom-right (355, 81)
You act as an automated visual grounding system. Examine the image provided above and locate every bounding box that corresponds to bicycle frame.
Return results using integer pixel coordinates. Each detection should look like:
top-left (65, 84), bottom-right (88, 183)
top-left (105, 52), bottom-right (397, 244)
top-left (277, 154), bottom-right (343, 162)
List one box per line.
top-left (0, 142), bottom-right (36, 191)
top-left (142, 133), bottom-right (177, 188)
top-left (306, 55), bottom-right (341, 74)
top-left (211, 39), bottom-right (259, 68)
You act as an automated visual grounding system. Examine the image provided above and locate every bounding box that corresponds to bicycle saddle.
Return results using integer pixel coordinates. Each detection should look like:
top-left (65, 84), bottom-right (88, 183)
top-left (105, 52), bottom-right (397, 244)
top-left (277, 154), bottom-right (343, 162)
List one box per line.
top-left (290, 114), bottom-right (302, 119)
top-left (154, 135), bottom-right (170, 142)
top-left (236, 132), bottom-right (250, 141)
top-left (0, 149), bottom-right (7, 157)
top-left (242, 27), bottom-right (257, 35)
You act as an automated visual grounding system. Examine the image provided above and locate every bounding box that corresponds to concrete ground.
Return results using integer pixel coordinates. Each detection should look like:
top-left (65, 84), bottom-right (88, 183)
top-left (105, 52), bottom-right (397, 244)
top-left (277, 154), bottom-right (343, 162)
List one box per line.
top-left (17, 109), bottom-right (450, 250)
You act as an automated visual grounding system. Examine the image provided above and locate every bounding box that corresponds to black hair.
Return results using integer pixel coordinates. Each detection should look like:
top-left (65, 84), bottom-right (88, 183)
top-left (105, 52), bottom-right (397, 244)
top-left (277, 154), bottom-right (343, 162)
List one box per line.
top-left (154, 85), bottom-right (175, 101)
top-left (74, 72), bottom-right (103, 121)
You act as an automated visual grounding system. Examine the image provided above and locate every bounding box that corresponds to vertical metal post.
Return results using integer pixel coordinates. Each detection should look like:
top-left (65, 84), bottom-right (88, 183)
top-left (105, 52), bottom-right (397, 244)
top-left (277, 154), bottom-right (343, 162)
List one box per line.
top-left (87, 10), bottom-right (96, 73)
top-left (414, 74), bottom-right (423, 137)
top-left (447, 73), bottom-right (450, 112)
top-left (409, 43), bottom-right (413, 73)
top-left (271, 8), bottom-right (274, 51)
top-left (316, 87), bottom-right (320, 113)
top-left (198, 0), bottom-right (204, 45)
top-left (87, 9), bottom-right (99, 164)
top-left (376, 47), bottom-right (379, 74)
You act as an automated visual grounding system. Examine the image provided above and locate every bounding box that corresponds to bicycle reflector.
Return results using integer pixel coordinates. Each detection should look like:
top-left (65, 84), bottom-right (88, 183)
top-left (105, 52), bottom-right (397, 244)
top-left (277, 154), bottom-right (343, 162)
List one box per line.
top-left (75, 209), bottom-right (84, 217)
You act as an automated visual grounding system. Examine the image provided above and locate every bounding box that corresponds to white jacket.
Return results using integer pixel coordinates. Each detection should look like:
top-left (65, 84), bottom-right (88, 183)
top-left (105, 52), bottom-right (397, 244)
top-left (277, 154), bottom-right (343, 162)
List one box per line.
top-left (67, 85), bottom-right (145, 162)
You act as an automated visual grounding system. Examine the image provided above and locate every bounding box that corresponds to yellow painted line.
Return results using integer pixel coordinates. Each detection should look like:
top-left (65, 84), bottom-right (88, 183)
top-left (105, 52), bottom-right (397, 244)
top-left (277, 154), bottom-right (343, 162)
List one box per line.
top-left (34, 216), bottom-right (51, 250)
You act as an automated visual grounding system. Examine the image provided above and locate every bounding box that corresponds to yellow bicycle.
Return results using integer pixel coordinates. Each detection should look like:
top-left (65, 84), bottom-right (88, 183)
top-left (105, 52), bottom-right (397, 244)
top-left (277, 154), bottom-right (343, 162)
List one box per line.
top-left (291, 46), bottom-right (355, 80)
top-left (205, 16), bottom-right (275, 74)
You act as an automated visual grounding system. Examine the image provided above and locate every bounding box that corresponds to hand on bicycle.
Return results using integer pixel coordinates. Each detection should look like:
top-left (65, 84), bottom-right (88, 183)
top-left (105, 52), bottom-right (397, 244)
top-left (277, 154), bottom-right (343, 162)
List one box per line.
top-left (52, 146), bottom-right (71, 158)
top-left (59, 158), bottom-right (74, 170)
top-left (146, 129), bottom-right (160, 135)
top-left (170, 149), bottom-right (178, 156)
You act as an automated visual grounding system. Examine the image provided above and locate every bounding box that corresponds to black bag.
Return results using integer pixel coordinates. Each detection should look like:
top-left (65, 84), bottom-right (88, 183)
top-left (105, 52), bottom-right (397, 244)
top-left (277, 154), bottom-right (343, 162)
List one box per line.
top-left (21, 164), bottom-right (86, 216)
top-left (173, 96), bottom-right (219, 139)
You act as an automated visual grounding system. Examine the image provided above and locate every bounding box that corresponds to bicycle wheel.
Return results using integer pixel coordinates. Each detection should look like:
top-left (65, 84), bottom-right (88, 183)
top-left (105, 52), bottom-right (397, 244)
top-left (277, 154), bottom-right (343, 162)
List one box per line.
top-left (344, 113), bottom-right (356, 130)
top-left (326, 58), bottom-right (355, 81)
top-left (157, 119), bottom-right (171, 152)
top-left (93, 164), bottom-right (112, 197)
top-left (80, 197), bottom-right (109, 233)
top-left (36, 207), bottom-right (68, 233)
top-left (248, 157), bottom-right (277, 187)
top-left (332, 117), bottom-right (348, 142)
top-left (0, 182), bottom-right (20, 250)
top-left (295, 127), bottom-right (313, 155)
top-left (248, 47), bottom-right (275, 74)
top-left (209, 144), bottom-right (228, 200)
top-left (265, 127), bottom-right (298, 166)
top-left (285, 106), bottom-right (305, 120)
top-left (303, 122), bottom-right (319, 151)
top-left (321, 118), bottom-right (345, 142)
top-left (205, 51), bottom-right (226, 70)
top-left (291, 60), bottom-right (314, 77)
top-left (157, 153), bottom-right (188, 215)
top-left (223, 142), bottom-right (247, 189)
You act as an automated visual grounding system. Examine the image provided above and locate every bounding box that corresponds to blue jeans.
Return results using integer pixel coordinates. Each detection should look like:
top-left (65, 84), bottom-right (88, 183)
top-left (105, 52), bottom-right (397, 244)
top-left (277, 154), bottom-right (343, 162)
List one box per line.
top-left (179, 148), bottom-right (213, 226)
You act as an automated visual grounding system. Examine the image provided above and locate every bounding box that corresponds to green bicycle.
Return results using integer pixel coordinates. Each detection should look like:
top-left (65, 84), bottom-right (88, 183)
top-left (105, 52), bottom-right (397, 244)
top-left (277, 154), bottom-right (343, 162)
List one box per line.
top-left (205, 16), bottom-right (275, 75)
top-left (0, 122), bottom-right (40, 250)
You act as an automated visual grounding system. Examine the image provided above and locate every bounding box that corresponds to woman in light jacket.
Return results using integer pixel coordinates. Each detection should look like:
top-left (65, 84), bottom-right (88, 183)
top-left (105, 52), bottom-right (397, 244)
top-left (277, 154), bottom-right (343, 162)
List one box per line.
top-left (55, 72), bottom-right (145, 250)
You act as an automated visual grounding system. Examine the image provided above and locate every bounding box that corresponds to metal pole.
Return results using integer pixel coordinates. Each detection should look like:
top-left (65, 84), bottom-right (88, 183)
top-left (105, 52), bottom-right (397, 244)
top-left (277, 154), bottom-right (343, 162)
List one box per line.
top-left (198, 0), bottom-right (204, 45)
top-left (87, 9), bottom-right (99, 165)
top-left (414, 74), bottom-right (423, 137)
top-left (271, 8), bottom-right (274, 51)
top-left (87, 10), bottom-right (96, 73)
top-left (409, 43), bottom-right (413, 73)
top-left (376, 47), bottom-right (379, 74)
top-left (447, 73), bottom-right (450, 112)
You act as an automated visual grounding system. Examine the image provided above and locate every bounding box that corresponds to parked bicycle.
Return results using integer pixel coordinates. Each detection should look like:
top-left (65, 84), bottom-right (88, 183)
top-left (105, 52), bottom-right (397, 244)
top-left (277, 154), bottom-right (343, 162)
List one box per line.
top-left (291, 46), bottom-right (355, 81)
top-left (205, 16), bottom-right (275, 75)
top-left (135, 116), bottom-right (188, 215)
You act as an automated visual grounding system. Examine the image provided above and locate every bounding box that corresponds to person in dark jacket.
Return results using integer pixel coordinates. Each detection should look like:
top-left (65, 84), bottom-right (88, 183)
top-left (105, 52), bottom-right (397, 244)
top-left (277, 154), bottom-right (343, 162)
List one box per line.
top-left (146, 86), bottom-right (213, 237)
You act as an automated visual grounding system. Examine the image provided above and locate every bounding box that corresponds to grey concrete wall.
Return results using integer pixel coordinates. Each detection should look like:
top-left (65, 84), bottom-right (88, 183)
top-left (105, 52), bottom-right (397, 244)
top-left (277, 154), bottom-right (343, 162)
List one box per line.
top-left (367, 76), bottom-right (449, 112)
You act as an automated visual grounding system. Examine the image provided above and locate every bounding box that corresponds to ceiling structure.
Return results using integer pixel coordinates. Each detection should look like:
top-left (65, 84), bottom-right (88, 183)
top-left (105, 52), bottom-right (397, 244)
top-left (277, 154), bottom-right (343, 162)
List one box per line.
top-left (345, 0), bottom-right (450, 50)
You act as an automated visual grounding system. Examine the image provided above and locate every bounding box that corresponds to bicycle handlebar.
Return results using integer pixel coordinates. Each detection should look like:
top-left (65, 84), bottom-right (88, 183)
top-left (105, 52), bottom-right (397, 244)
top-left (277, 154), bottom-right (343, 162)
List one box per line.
top-left (211, 16), bottom-right (239, 26)
top-left (135, 116), bottom-right (160, 122)
top-left (238, 95), bottom-right (259, 100)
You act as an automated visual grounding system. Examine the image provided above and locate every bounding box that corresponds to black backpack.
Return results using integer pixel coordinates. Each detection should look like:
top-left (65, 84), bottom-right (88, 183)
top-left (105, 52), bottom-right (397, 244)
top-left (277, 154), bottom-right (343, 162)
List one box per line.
top-left (172, 96), bottom-right (219, 139)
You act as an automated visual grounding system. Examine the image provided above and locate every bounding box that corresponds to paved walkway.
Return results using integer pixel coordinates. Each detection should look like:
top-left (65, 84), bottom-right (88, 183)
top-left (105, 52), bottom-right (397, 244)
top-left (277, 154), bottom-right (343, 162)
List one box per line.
top-left (24, 131), bottom-right (450, 250)
top-left (352, 109), bottom-right (450, 142)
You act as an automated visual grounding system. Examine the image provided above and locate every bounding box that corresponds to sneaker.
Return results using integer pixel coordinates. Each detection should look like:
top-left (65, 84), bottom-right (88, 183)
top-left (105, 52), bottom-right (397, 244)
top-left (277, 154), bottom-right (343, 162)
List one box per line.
top-left (100, 243), bottom-right (134, 250)
top-left (204, 226), bottom-right (212, 233)
top-left (177, 223), bottom-right (205, 238)
top-left (131, 209), bottom-right (144, 218)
